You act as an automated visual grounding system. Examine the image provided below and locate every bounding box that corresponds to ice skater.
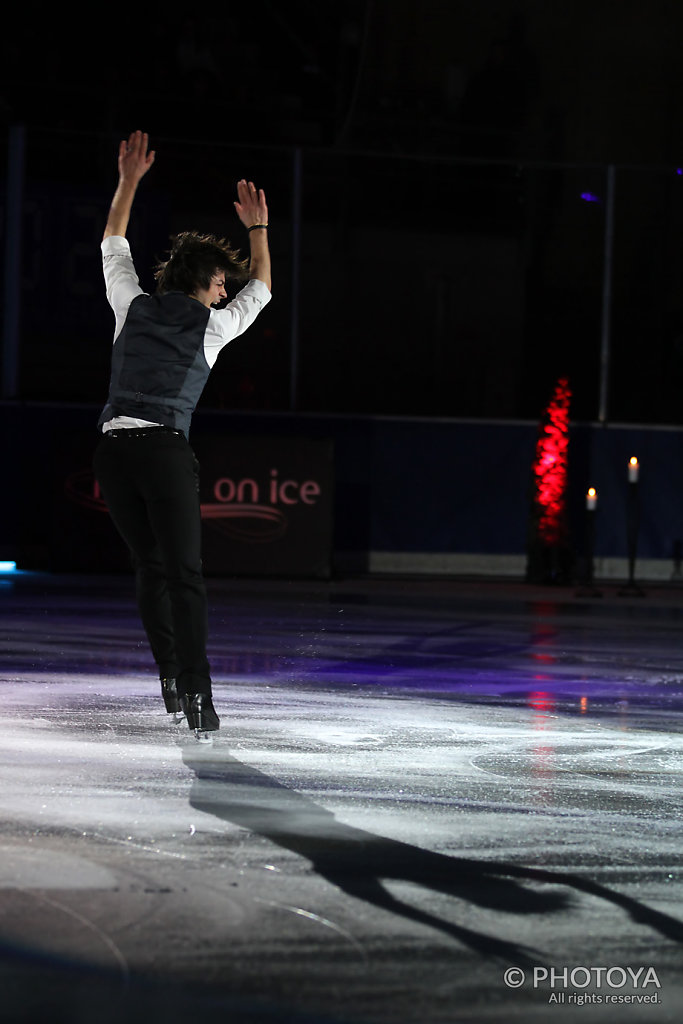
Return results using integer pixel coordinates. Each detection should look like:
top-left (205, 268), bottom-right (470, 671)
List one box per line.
top-left (93, 130), bottom-right (271, 737)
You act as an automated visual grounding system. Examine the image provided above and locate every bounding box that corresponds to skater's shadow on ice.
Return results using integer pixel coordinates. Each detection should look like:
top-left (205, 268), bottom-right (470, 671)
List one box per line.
top-left (182, 747), bottom-right (683, 964)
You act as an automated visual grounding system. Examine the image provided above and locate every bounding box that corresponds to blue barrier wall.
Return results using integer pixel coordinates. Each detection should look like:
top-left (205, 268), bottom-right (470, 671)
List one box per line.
top-left (1, 402), bottom-right (682, 574)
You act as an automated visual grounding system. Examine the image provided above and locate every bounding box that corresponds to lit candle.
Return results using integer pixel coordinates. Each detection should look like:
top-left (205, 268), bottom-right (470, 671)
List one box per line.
top-left (628, 457), bottom-right (639, 483)
top-left (586, 487), bottom-right (597, 511)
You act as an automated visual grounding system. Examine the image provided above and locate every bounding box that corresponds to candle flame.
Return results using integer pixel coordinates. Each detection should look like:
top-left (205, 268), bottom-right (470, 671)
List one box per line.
top-left (629, 456), bottom-right (638, 467)
top-left (587, 487), bottom-right (596, 498)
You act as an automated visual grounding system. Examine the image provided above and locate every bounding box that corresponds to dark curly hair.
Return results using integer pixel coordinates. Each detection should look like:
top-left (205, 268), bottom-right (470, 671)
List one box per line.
top-left (154, 230), bottom-right (250, 294)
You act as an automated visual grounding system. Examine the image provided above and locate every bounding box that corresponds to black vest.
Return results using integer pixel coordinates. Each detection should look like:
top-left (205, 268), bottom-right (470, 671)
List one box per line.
top-left (98, 292), bottom-right (212, 438)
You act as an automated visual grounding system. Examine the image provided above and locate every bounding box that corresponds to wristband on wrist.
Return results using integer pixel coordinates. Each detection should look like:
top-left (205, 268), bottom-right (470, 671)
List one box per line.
top-left (247, 223), bottom-right (268, 232)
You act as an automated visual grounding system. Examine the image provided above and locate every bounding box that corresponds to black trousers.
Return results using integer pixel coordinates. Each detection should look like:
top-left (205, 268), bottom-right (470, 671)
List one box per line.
top-left (93, 428), bottom-right (212, 696)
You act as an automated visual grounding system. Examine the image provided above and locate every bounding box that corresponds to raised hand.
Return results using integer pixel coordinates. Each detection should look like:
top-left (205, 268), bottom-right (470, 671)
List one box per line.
top-left (234, 179), bottom-right (268, 229)
top-left (103, 131), bottom-right (156, 240)
top-left (117, 130), bottom-right (155, 185)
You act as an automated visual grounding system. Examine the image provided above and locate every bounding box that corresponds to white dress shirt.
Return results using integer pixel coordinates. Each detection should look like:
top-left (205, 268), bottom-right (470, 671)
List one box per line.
top-left (101, 235), bottom-right (271, 430)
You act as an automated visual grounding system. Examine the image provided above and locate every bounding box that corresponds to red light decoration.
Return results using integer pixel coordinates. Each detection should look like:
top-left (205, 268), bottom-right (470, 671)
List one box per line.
top-left (533, 377), bottom-right (571, 546)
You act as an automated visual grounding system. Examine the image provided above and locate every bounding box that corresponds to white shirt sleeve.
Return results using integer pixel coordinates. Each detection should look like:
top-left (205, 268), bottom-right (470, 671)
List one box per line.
top-left (101, 235), bottom-right (145, 342)
top-left (203, 279), bottom-right (272, 368)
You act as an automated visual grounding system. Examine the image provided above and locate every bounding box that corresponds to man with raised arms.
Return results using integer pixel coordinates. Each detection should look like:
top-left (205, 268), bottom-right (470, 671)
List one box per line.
top-left (94, 131), bottom-right (271, 738)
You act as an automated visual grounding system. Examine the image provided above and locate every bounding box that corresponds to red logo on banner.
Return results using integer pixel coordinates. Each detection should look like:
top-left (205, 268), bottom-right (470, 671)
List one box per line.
top-left (64, 468), bottom-right (323, 545)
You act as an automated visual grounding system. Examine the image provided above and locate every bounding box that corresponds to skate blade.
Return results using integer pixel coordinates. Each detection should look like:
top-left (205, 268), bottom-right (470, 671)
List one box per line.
top-left (194, 729), bottom-right (213, 743)
top-left (169, 712), bottom-right (184, 725)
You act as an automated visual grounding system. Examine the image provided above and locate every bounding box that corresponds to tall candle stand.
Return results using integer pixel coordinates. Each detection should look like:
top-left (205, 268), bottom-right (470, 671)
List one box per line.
top-left (618, 457), bottom-right (645, 597)
top-left (576, 488), bottom-right (602, 597)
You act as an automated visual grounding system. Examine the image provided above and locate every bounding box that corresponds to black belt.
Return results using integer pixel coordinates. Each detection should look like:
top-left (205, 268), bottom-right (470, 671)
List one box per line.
top-left (104, 426), bottom-right (184, 439)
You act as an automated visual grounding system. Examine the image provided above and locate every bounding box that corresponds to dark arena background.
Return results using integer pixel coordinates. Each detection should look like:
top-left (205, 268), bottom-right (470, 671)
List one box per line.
top-left (1, 3), bottom-right (682, 1022)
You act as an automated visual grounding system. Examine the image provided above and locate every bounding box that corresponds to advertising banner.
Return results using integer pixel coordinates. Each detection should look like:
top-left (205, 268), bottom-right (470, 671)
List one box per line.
top-left (193, 434), bottom-right (333, 578)
top-left (54, 434), bottom-right (334, 578)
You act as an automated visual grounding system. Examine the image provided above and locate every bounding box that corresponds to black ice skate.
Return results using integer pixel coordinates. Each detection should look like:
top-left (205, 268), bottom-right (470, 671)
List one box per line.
top-left (160, 677), bottom-right (183, 723)
top-left (180, 693), bottom-right (220, 742)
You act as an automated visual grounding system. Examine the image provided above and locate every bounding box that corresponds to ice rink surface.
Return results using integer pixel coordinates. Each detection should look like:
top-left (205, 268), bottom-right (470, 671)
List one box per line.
top-left (0, 572), bottom-right (682, 1022)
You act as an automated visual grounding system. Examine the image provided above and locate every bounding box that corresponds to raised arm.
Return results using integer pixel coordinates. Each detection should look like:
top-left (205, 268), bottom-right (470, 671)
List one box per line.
top-left (234, 179), bottom-right (272, 292)
top-left (103, 131), bottom-right (155, 240)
